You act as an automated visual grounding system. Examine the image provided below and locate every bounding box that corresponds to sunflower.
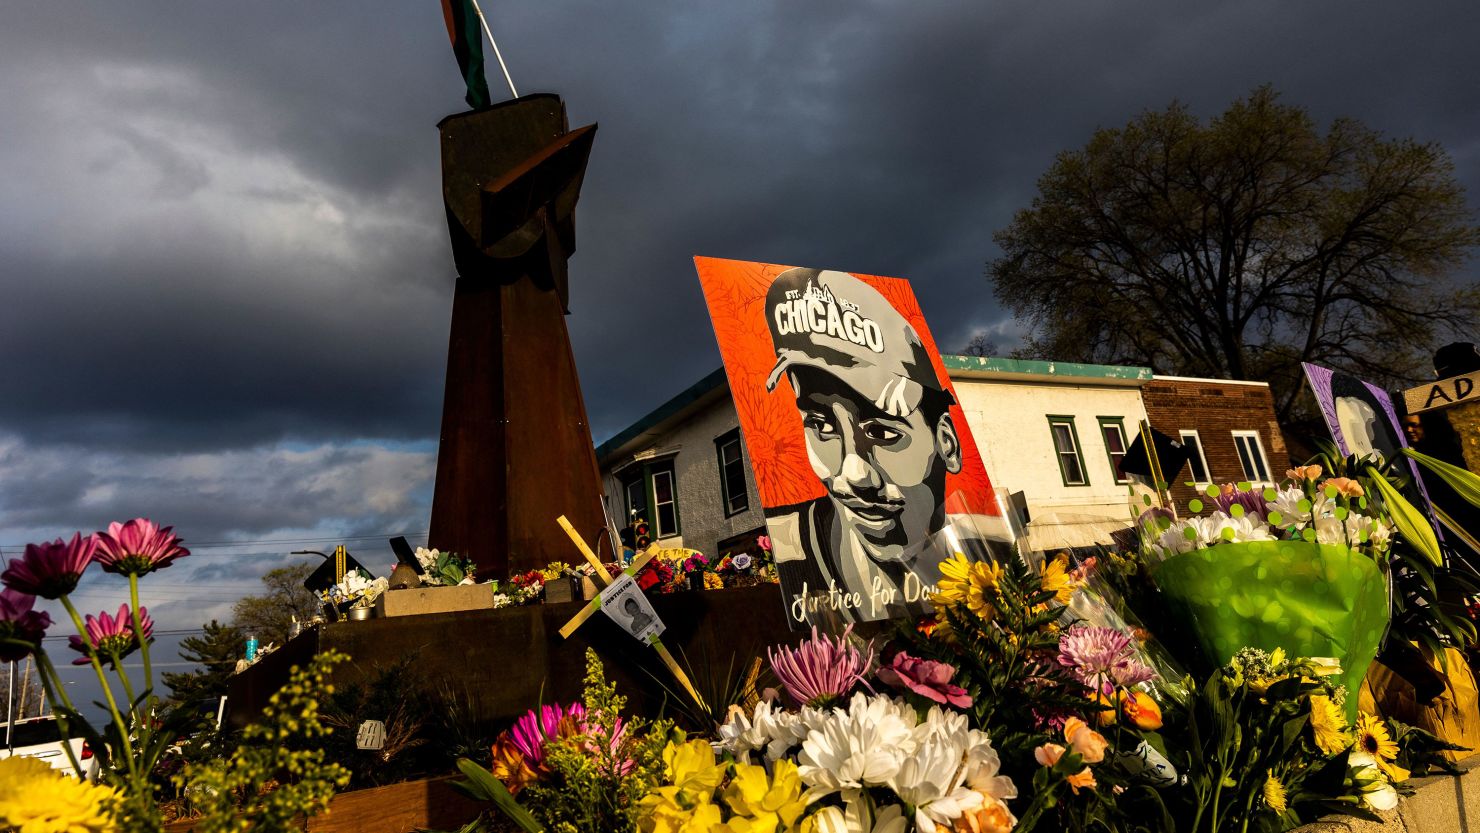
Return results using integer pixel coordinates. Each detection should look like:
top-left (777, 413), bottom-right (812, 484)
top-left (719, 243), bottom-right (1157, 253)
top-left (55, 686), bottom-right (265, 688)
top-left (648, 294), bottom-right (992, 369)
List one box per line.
top-left (1308, 694), bottom-right (1349, 755)
top-left (1039, 553), bottom-right (1077, 605)
top-left (933, 553), bottom-right (1002, 619)
top-left (1262, 770), bottom-right (1288, 813)
top-left (1356, 712), bottom-right (1410, 782)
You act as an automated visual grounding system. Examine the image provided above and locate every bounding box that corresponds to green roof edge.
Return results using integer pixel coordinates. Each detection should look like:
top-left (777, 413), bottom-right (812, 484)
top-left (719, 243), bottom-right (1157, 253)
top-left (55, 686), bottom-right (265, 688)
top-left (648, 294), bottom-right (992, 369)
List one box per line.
top-left (939, 354), bottom-right (1153, 381)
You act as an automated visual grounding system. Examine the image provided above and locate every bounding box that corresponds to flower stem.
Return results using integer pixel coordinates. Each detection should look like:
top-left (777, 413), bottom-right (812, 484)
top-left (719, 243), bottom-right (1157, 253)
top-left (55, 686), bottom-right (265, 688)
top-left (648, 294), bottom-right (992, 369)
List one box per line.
top-left (60, 594), bottom-right (138, 780)
top-left (29, 647), bottom-right (86, 778)
top-left (129, 572), bottom-right (153, 709)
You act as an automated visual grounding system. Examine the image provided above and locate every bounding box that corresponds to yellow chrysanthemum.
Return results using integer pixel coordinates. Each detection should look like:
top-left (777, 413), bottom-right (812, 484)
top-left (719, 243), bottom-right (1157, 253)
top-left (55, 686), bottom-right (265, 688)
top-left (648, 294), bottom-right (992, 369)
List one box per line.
top-left (0, 756), bottom-right (118, 833)
top-left (721, 759), bottom-right (808, 832)
top-left (1262, 770), bottom-right (1288, 813)
top-left (933, 553), bottom-right (1001, 619)
top-left (1039, 553), bottom-right (1076, 605)
top-left (1356, 712), bottom-right (1410, 782)
top-left (1309, 694), bottom-right (1349, 755)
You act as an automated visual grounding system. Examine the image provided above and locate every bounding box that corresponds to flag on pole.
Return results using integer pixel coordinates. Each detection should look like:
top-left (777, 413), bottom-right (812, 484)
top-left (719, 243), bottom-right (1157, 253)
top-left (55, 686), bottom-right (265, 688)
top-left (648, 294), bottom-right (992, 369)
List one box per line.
top-left (440, 0), bottom-right (491, 109)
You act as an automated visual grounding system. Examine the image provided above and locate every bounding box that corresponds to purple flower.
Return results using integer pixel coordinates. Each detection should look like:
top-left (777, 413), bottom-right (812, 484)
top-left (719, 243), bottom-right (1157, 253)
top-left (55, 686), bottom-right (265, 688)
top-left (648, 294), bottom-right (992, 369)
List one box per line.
top-left (877, 652), bottom-right (972, 708)
top-left (509, 702), bottom-right (587, 764)
top-left (1058, 625), bottom-right (1156, 695)
top-left (68, 603), bottom-right (154, 666)
top-left (767, 625), bottom-right (874, 708)
top-left (0, 588), bottom-right (52, 662)
top-left (94, 518), bottom-right (190, 576)
top-left (1213, 485), bottom-right (1269, 521)
top-left (732, 553), bottom-right (753, 572)
top-left (2, 533), bottom-right (97, 599)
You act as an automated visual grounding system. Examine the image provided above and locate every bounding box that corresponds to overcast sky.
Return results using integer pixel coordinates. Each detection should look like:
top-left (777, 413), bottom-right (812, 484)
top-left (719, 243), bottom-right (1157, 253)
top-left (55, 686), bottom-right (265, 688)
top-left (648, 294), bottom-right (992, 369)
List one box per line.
top-left (2, 2), bottom-right (1477, 696)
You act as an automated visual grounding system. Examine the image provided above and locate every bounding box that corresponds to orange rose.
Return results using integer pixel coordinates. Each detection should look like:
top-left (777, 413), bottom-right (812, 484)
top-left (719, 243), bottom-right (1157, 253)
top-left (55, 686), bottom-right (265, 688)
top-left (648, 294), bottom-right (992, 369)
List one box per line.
top-left (1035, 742), bottom-right (1065, 767)
top-left (1320, 477), bottom-right (1364, 498)
top-left (1063, 717), bottom-right (1109, 763)
top-left (954, 795), bottom-right (1016, 833)
top-left (1286, 464), bottom-right (1323, 482)
top-left (1092, 692), bottom-right (1118, 726)
top-left (1065, 767), bottom-right (1098, 794)
top-left (1122, 690), bottom-right (1163, 730)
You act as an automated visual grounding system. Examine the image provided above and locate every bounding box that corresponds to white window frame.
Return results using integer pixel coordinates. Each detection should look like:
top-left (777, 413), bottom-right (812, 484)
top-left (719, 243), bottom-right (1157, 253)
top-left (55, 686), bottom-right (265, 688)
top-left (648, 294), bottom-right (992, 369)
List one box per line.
top-left (1179, 430), bottom-right (1213, 486)
top-left (1231, 430), bottom-right (1272, 485)
top-left (1097, 418), bottom-right (1131, 485)
top-left (1047, 416), bottom-right (1090, 487)
top-left (651, 466), bottom-right (679, 538)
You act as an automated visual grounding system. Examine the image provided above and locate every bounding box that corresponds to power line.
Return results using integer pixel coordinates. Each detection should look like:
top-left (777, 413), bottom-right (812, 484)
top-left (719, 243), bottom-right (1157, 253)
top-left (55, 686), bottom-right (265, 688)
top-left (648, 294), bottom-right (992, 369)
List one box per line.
top-left (1, 535), bottom-right (429, 553)
top-left (0, 531), bottom-right (428, 552)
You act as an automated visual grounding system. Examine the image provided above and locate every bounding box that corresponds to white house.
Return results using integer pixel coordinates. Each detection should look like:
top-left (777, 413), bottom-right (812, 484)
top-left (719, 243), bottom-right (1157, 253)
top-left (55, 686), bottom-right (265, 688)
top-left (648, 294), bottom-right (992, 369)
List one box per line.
top-left (594, 356), bottom-right (1171, 558)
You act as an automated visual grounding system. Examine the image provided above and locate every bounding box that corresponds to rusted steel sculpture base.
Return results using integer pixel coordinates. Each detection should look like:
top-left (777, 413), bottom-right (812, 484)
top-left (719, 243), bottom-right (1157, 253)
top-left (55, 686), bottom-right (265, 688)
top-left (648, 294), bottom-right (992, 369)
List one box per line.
top-left (429, 94), bottom-right (606, 577)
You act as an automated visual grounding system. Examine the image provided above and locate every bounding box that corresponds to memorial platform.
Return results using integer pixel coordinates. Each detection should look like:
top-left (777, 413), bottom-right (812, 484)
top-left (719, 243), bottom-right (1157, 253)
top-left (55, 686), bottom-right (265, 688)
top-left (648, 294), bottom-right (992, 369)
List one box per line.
top-left (225, 585), bottom-right (870, 731)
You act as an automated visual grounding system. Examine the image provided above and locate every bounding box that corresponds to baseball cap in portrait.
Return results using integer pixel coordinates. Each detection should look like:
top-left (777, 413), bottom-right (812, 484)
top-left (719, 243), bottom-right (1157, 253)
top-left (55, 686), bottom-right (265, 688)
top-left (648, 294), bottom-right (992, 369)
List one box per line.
top-left (763, 268), bottom-right (948, 417)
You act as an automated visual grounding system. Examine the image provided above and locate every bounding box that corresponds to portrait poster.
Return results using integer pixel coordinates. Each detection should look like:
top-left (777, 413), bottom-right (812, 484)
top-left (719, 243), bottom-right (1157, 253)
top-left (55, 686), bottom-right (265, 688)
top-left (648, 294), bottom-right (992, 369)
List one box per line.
top-left (693, 257), bottom-right (1010, 628)
top-left (599, 573), bottom-right (665, 643)
top-left (1302, 363), bottom-right (1437, 526)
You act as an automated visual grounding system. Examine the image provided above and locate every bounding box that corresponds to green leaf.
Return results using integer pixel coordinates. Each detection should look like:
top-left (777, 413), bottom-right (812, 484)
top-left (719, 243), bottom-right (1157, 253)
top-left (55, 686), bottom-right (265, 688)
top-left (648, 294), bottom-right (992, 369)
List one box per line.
top-left (1403, 448), bottom-right (1480, 509)
top-left (451, 758), bottom-right (545, 832)
top-left (1366, 465), bottom-right (1442, 565)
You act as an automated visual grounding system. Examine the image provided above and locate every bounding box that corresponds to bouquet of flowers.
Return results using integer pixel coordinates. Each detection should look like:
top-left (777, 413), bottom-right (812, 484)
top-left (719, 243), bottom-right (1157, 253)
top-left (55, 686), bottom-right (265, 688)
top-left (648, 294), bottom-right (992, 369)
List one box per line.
top-left (413, 546), bottom-right (477, 587)
top-left (1143, 463), bottom-right (1410, 716)
top-left (320, 569), bottom-right (390, 611)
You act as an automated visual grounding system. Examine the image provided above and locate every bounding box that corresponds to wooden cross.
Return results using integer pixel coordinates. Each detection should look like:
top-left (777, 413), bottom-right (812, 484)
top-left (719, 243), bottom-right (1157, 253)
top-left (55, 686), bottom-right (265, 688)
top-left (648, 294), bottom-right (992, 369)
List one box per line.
top-left (554, 516), bottom-right (707, 712)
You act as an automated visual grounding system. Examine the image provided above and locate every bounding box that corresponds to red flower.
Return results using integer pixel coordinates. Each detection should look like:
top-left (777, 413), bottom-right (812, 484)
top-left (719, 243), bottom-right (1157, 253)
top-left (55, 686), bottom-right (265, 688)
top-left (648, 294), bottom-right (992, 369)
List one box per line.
top-left (68, 603), bottom-right (154, 666)
top-left (94, 518), bottom-right (190, 576)
top-left (0, 588), bottom-right (52, 662)
top-left (2, 533), bottom-right (97, 599)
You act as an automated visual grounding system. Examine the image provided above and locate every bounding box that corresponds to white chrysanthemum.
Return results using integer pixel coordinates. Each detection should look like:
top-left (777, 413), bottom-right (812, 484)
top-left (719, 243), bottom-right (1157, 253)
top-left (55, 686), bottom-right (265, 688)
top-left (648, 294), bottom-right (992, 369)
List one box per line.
top-left (1269, 487), bottom-right (1313, 527)
top-left (962, 728), bottom-right (1017, 803)
top-left (808, 801), bottom-right (908, 833)
top-left (1154, 520), bottom-right (1201, 558)
top-left (1207, 511), bottom-right (1276, 544)
top-left (888, 733), bottom-right (984, 833)
top-left (910, 703), bottom-right (970, 745)
top-left (715, 700), bottom-right (819, 763)
top-left (799, 693), bottom-right (918, 798)
top-left (414, 546), bottom-right (441, 572)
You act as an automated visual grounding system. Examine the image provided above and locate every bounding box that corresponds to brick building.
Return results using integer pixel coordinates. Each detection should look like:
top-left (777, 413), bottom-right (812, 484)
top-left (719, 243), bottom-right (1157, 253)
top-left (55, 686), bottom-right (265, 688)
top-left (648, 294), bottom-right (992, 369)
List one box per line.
top-left (1140, 376), bottom-right (1290, 511)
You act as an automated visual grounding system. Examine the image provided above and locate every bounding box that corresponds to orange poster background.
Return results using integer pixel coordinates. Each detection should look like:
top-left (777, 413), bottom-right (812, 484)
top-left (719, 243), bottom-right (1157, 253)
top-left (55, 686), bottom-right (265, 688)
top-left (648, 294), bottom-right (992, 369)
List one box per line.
top-left (693, 256), bottom-right (998, 515)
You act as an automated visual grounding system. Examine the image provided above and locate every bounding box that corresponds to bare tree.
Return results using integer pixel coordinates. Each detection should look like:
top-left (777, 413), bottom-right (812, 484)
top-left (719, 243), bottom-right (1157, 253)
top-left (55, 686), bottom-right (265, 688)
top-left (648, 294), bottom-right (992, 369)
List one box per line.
top-left (2, 660), bottom-right (46, 721)
top-left (992, 85), bottom-right (1480, 422)
top-left (961, 333), bottom-right (999, 357)
top-left (232, 562), bottom-right (320, 645)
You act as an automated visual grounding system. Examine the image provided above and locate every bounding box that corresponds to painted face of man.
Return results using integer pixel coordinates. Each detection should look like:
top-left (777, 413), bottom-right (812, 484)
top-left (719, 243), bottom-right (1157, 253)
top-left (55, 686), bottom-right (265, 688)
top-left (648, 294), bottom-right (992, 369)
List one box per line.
top-left (790, 367), bottom-right (960, 563)
top-left (1402, 415), bottom-right (1424, 446)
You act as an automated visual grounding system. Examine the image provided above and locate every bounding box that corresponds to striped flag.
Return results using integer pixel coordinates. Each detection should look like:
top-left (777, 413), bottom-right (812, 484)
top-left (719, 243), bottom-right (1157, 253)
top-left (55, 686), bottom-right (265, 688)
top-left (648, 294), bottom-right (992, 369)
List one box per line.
top-left (440, 0), bottom-right (491, 109)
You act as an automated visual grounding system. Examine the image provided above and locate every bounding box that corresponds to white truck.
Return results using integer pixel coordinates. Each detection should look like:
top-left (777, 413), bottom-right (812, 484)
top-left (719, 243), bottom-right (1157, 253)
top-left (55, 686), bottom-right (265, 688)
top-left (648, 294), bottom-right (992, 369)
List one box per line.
top-left (1, 715), bottom-right (100, 781)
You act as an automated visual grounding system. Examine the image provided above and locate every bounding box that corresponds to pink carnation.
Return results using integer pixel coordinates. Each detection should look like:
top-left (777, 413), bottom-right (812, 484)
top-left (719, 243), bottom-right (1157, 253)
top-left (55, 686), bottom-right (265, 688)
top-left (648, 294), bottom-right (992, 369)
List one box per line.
top-left (876, 651), bottom-right (972, 708)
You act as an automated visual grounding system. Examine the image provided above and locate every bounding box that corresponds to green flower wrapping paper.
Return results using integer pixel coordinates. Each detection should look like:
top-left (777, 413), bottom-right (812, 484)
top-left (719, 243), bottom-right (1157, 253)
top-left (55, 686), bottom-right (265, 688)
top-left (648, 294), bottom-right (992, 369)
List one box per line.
top-left (1154, 540), bottom-right (1388, 721)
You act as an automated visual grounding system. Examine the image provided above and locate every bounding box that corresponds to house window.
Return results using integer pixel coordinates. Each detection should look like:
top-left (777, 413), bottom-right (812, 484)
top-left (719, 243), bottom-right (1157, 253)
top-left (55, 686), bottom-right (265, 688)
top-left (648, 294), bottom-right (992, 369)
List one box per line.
top-left (1098, 418), bottom-right (1130, 484)
top-left (1232, 431), bottom-right (1271, 483)
top-left (715, 429), bottom-right (749, 517)
top-left (620, 459), bottom-right (681, 538)
top-left (1047, 416), bottom-right (1089, 486)
top-left (1179, 430), bottom-right (1212, 484)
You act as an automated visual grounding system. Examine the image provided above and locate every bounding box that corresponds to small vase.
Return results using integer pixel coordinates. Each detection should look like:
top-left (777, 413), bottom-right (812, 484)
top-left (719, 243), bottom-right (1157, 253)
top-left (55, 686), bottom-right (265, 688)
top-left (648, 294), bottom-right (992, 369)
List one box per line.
top-left (347, 606), bottom-right (375, 621)
top-left (687, 571), bottom-right (706, 591)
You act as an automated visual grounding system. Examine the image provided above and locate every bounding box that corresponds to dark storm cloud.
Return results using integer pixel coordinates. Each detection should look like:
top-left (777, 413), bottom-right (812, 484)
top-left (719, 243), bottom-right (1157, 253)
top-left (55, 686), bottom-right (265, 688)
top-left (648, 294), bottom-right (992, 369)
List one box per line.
top-left (1, 1), bottom-right (1477, 573)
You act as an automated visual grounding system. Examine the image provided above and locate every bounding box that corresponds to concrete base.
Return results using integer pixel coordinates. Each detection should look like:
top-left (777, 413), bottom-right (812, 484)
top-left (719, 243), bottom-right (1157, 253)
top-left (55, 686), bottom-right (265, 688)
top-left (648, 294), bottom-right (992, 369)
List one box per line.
top-left (374, 583), bottom-right (494, 618)
top-left (1295, 755), bottom-right (1480, 832)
